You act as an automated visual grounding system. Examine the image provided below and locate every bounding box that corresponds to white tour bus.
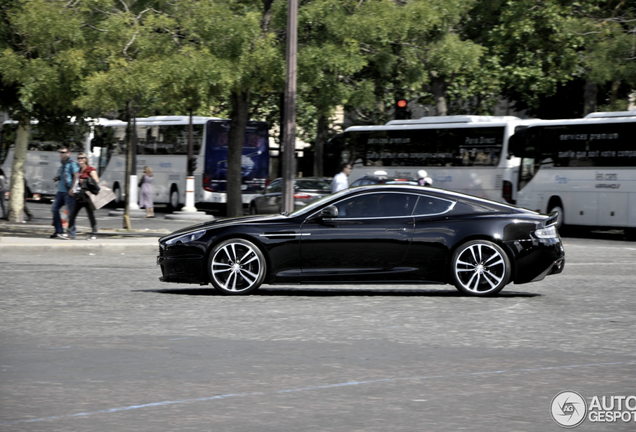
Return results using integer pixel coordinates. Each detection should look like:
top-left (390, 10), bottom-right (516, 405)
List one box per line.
top-left (93, 116), bottom-right (270, 208)
top-left (0, 119), bottom-right (109, 199)
top-left (340, 116), bottom-right (539, 204)
top-left (510, 110), bottom-right (636, 233)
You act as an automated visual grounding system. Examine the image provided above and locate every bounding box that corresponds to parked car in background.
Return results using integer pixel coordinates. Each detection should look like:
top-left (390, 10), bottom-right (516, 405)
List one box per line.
top-left (249, 177), bottom-right (331, 214)
top-left (350, 172), bottom-right (419, 188)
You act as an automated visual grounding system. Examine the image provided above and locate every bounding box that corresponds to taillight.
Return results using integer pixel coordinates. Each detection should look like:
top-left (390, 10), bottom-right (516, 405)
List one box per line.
top-left (294, 194), bottom-right (311, 199)
top-left (203, 174), bottom-right (215, 192)
top-left (503, 180), bottom-right (515, 204)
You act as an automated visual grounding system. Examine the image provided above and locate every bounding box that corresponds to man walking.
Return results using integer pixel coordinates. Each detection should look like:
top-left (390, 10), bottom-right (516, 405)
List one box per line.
top-left (331, 163), bottom-right (352, 193)
top-left (50, 146), bottom-right (79, 239)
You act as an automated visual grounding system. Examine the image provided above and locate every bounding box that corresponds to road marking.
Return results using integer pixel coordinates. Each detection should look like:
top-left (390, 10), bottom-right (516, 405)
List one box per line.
top-left (2, 360), bottom-right (635, 425)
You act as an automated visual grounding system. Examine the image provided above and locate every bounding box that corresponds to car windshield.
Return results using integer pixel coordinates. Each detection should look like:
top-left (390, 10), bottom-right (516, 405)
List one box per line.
top-left (295, 179), bottom-right (330, 191)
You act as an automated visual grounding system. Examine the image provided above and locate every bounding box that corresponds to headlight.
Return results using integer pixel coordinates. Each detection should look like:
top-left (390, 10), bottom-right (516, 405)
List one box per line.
top-left (165, 230), bottom-right (206, 245)
top-left (534, 225), bottom-right (557, 239)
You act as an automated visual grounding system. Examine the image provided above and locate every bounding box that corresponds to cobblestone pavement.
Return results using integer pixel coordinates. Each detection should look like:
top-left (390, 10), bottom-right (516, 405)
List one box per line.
top-left (1, 237), bottom-right (635, 431)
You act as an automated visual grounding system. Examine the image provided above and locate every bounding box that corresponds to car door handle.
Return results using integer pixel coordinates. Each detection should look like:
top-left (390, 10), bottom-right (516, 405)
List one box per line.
top-left (386, 228), bottom-right (407, 231)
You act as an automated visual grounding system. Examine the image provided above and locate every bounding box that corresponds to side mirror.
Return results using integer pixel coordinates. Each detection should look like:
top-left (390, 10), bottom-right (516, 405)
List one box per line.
top-left (319, 205), bottom-right (338, 218)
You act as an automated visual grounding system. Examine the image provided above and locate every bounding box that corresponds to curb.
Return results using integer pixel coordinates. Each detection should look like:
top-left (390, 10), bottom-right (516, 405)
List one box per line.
top-left (0, 236), bottom-right (158, 255)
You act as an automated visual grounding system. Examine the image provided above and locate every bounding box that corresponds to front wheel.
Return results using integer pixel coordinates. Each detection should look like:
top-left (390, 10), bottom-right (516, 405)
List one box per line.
top-left (450, 240), bottom-right (511, 296)
top-left (208, 239), bottom-right (266, 295)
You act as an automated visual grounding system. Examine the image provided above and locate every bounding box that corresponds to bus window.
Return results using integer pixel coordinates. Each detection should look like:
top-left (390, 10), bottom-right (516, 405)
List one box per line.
top-left (136, 124), bottom-right (204, 155)
top-left (345, 126), bottom-right (505, 168)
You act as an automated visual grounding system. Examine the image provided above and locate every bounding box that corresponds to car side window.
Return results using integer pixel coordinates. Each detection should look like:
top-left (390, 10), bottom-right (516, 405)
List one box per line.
top-left (413, 196), bottom-right (454, 215)
top-left (266, 180), bottom-right (281, 193)
top-left (335, 193), bottom-right (417, 218)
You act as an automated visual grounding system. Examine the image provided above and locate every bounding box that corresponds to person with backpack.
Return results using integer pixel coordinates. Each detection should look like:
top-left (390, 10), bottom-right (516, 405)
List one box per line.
top-left (50, 146), bottom-right (80, 239)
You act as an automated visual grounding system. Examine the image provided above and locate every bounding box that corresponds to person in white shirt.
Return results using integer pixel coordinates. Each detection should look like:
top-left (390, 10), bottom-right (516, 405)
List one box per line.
top-left (331, 163), bottom-right (352, 193)
top-left (417, 169), bottom-right (433, 186)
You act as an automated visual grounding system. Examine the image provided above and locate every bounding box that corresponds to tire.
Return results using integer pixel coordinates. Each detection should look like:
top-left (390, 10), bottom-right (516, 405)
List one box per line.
top-left (450, 240), bottom-right (511, 296)
top-left (208, 239), bottom-right (266, 295)
top-left (113, 183), bottom-right (123, 206)
top-left (168, 186), bottom-right (180, 211)
top-left (249, 203), bottom-right (258, 215)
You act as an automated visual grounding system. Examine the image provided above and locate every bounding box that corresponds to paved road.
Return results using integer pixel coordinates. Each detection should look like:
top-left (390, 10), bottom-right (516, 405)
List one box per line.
top-left (1, 230), bottom-right (635, 430)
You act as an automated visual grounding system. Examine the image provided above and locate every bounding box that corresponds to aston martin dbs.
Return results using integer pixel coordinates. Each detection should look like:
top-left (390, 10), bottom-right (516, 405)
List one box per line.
top-left (157, 185), bottom-right (565, 296)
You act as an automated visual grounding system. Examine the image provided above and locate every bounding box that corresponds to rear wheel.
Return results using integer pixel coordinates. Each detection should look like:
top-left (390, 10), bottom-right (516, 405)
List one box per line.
top-left (547, 197), bottom-right (564, 230)
top-left (168, 186), bottom-right (180, 211)
top-left (249, 203), bottom-right (258, 215)
top-left (208, 239), bottom-right (266, 295)
top-left (113, 183), bottom-right (123, 206)
top-left (450, 240), bottom-right (511, 296)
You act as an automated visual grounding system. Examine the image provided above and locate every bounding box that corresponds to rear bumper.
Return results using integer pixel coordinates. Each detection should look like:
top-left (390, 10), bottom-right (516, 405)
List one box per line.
top-left (508, 237), bottom-right (565, 284)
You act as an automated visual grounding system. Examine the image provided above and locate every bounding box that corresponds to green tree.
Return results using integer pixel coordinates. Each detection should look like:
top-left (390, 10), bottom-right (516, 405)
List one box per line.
top-left (177, 0), bottom-right (282, 217)
top-left (0, 0), bottom-right (87, 222)
top-left (572, 0), bottom-right (636, 113)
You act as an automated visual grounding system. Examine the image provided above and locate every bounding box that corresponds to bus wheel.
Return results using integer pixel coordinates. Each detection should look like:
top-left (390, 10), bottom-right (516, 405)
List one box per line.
top-left (168, 186), bottom-right (180, 212)
top-left (548, 198), bottom-right (564, 230)
top-left (113, 183), bottom-right (123, 206)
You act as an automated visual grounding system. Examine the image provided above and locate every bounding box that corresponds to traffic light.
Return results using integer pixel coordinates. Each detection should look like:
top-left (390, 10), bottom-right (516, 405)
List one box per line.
top-left (395, 98), bottom-right (410, 120)
top-left (188, 157), bottom-right (197, 174)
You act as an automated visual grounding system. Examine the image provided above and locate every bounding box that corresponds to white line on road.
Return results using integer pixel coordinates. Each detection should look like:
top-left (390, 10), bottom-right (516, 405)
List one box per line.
top-left (3, 360), bottom-right (635, 425)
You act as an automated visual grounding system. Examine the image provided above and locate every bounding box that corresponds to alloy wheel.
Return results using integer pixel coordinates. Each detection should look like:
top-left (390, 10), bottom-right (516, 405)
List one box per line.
top-left (210, 239), bottom-right (265, 294)
top-left (452, 240), bottom-right (510, 296)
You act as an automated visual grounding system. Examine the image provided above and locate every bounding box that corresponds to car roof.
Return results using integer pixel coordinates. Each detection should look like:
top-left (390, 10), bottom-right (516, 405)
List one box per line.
top-left (338, 184), bottom-right (526, 212)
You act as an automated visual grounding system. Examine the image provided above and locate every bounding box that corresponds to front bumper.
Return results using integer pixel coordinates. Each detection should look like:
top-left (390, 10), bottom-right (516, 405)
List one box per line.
top-left (157, 244), bottom-right (207, 284)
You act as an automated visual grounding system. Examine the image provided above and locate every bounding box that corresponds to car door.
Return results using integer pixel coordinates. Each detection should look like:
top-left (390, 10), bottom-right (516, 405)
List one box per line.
top-left (299, 192), bottom-right (417, 276)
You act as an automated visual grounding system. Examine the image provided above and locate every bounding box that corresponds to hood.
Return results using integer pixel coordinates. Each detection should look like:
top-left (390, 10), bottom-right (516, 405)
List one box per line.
top-left (159, 213), bottom-right (287, 241)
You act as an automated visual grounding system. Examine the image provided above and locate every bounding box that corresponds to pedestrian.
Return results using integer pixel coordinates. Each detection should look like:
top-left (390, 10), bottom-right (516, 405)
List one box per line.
top-left (67, 152), bottom-right (99, 240)
top-left (0, 168), bottom-right (7, 220)
top-left (139, 166), bottom-right (154, 218)
top-left (23, 178), bottom-right (34, 221)
top-left (51, 146), bottom-right (80, 239)
top-left (417, 169), bottom-right (433, 186)
top-left (331, 162), bottom-right (352, 193)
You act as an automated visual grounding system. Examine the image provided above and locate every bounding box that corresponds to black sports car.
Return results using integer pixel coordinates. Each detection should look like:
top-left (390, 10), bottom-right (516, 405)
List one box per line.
top-left (158, 185), bottom-right (565, 296)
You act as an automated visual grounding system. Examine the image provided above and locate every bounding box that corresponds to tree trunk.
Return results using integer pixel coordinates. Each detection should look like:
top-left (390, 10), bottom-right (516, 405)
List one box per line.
top-left (227, 90), bottom-right (250, 217)
top-left (584, 81), bottom-right (598, 115)
top-left (610, 79), bottom-right (621, 108)
top-left (313, 114), bottom-right (328, 177)
top-left (8, 120), bottom-right (28, 223)
top-left (432, 78), bottom-right (447, 116)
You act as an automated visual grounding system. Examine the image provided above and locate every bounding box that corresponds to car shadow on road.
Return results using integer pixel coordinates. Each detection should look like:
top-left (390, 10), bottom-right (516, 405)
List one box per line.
top-left (136, 287), bottom-right (542, 298)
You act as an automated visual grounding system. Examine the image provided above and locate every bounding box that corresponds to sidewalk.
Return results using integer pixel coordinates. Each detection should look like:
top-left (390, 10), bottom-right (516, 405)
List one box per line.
top-left (0, 222), bottom-right (162, 255)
